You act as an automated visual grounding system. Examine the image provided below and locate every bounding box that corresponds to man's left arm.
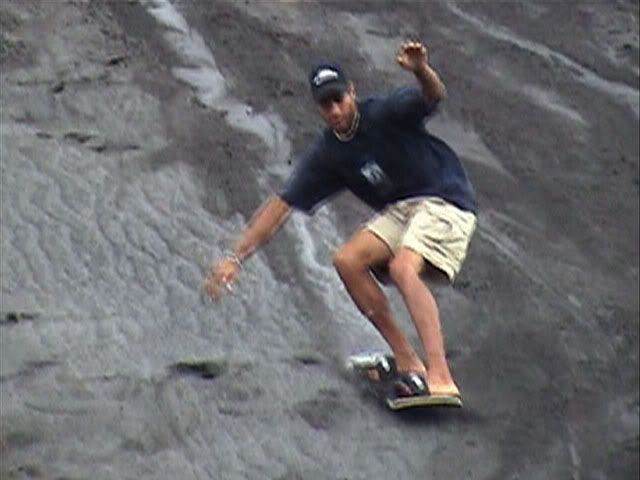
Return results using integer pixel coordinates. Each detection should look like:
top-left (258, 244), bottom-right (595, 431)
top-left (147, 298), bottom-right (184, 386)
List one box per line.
top-left (397, 41), bottom-right (446, 104)
top-left (413, 62), bottom-right (446, 103)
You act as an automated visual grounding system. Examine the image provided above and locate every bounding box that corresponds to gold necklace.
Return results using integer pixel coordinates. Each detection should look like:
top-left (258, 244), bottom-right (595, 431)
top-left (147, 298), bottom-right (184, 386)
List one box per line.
top-left (333, 110), bottom-right (360, 142)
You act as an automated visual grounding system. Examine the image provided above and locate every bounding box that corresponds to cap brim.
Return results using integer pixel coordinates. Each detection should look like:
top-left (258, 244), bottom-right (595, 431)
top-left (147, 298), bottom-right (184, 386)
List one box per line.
top-left (313, 82), bottom-right (347, 102)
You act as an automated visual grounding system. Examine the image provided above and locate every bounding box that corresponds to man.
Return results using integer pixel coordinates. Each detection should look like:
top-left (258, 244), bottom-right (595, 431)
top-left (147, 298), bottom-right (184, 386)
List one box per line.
top-left (204, 41), bottom-right (476, 406)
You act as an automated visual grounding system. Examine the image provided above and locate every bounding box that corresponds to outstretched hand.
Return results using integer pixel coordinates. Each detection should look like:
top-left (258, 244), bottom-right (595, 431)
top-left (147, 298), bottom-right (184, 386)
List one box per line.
top-left (396, 41), bottom-right (429, 73)
top-left (203, 257), bottom-right (241, 301)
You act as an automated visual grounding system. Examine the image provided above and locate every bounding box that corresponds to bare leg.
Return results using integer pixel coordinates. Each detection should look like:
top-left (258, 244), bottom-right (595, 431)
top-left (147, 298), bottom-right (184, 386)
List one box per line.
top-left (333, 231), bottom-right (426, 376)
top-left (389, 247), bottom-right (459, 395)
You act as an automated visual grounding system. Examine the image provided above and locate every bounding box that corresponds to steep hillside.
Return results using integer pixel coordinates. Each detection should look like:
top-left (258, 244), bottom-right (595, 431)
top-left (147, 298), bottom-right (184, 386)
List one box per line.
top-left (1, 1), bottom-right (638, 479)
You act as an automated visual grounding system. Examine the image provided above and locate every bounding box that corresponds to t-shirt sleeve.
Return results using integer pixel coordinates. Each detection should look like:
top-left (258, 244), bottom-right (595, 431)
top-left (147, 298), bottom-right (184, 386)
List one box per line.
top-left (379, 86), bottom-right (439, 125)
top-left (279, 136), bottom-right (343, 214)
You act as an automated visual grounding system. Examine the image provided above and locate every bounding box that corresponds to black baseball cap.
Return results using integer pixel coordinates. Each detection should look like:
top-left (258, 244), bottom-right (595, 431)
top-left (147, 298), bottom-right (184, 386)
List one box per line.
top-left (308, 62), bottom-right (349, 102)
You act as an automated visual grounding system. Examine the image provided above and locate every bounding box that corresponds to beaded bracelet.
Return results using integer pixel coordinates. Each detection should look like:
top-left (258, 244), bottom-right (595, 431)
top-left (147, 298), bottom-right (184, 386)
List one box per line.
top-left (225, 252), bottom-right (242, 267)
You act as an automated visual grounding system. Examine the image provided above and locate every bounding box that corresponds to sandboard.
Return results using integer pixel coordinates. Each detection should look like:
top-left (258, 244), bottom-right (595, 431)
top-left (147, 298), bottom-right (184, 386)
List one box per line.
top-left (346, 351), bottom-right (463, 411)
top-left (345, 351), bottom-right (397, 381)
top-left (386, 391), bottom-right (463, 410)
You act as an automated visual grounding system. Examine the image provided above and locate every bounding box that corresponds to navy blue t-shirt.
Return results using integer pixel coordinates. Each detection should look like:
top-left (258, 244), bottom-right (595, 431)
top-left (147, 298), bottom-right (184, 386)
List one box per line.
top-left (280, 86), bottom-right (476, 214)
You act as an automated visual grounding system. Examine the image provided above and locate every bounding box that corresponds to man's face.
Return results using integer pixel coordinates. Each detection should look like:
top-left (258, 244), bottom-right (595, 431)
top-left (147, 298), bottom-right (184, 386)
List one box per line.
top-left (316, 82), bottom-right (357, 133)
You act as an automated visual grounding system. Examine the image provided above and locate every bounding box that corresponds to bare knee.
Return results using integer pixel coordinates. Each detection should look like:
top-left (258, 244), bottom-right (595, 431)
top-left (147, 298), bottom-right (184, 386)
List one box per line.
top-left (389, 257), bottom-right (420, 290)
top-left (332, 247), bottom-right (367, 277)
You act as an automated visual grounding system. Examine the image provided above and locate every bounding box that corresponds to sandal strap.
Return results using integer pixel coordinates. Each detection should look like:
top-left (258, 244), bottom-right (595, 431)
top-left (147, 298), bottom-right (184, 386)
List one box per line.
top-left (393, 372), bottom-right (428, 397)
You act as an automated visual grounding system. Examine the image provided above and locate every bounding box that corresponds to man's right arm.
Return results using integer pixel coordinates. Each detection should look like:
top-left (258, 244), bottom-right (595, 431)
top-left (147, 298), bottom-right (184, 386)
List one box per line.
top-left (204, 195), bottom-right (291, 300)
top-left (205, 135), bottom-right (338, 301)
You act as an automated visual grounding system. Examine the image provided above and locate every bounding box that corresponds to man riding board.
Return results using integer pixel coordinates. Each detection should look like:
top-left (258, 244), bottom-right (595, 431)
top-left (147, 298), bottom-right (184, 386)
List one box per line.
top-left (204, 41), bottom-right (477, 406)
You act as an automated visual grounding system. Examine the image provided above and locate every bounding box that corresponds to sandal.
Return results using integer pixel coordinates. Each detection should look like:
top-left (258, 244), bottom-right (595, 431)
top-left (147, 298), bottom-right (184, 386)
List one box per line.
top-left (387, 372), bottom-right (463, 410)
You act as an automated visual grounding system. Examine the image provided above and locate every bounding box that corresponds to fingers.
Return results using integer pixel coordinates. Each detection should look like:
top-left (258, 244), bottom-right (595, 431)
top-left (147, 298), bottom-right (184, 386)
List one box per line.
top-left (202, 275), bottom-right (218, 301)
top-left (202, 256), bottom-right (243, 303)
top-left (203, 278), bottom-right (232, 302)
top-left (399, 40), bottom-right (425, 52)
top-left (202, 266), bottom-right (236, 303)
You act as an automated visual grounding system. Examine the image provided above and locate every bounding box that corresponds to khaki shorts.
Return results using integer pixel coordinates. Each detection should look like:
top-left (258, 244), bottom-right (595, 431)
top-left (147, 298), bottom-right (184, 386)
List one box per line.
top-left (366, 197), bottom-right (477, 282)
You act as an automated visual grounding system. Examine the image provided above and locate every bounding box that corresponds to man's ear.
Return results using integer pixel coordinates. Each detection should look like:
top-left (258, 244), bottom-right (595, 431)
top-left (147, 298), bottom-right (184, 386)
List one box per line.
top-left (347, 81), bottom-right (356, 98)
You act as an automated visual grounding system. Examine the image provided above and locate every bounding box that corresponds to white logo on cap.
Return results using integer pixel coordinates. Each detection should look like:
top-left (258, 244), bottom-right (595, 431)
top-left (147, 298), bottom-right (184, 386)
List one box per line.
top-left (313, 68), bottom-right (339, 86)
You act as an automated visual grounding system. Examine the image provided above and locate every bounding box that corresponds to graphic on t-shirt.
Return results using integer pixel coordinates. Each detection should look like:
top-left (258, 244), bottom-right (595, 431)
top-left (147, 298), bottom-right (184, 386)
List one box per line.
top-left (360, 160), bottom-right (386, 185)
top-left (360, 160), bottom-right (394, 196)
